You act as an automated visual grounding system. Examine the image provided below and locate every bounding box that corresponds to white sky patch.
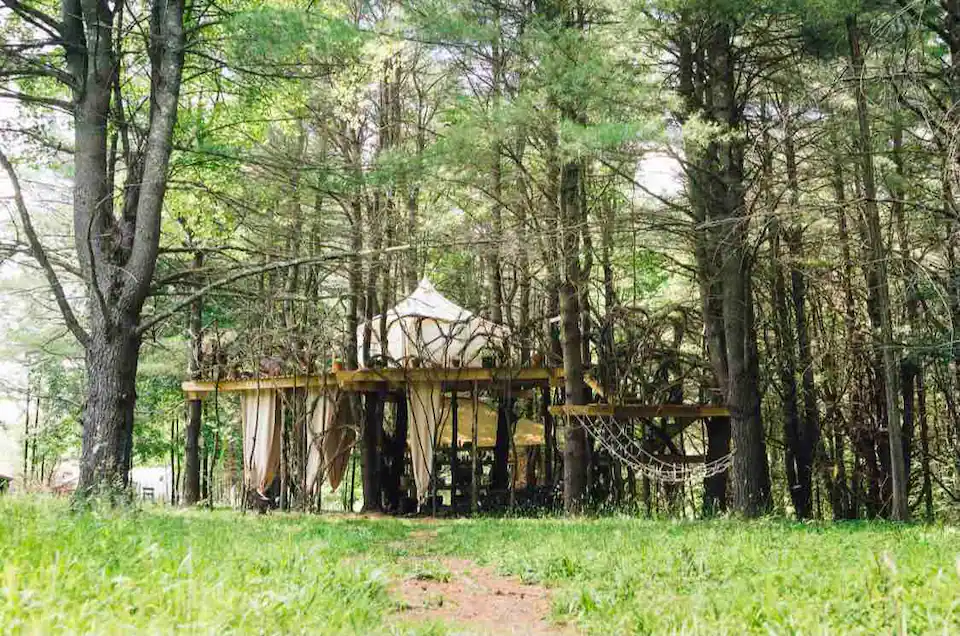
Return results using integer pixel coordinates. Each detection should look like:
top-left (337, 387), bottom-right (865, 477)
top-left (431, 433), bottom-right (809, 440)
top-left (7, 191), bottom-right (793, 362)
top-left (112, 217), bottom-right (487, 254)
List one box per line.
top-left (636, 151), bottom-right (683, 199)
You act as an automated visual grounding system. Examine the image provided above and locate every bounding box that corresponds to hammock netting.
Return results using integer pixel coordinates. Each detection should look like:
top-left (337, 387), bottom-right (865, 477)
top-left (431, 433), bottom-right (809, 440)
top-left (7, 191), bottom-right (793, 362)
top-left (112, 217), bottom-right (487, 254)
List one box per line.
top-left (563, 411), bottom-right (733, 484)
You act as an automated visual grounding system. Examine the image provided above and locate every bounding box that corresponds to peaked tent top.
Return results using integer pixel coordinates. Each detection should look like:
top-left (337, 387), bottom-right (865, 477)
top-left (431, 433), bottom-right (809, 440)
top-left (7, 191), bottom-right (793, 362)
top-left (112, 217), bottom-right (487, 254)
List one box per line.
top-left (381, 278), bottom-right (475, 323)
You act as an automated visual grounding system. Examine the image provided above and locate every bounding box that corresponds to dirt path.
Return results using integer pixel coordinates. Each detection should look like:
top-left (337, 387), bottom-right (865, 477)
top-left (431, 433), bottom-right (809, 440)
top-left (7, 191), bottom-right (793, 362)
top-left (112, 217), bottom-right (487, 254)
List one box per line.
top-left (392, 556), bottom-right (570, 634)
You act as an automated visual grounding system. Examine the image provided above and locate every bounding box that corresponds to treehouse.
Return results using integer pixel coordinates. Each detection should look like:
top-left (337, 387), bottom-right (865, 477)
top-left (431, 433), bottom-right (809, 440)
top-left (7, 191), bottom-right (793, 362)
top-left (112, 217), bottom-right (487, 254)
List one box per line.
top-left (181, 278), bottom-right (730, 514)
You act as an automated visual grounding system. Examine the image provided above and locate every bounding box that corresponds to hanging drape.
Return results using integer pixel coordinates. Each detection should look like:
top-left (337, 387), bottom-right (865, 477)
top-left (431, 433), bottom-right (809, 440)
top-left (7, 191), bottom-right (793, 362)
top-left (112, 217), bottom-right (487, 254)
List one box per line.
top-left (305, 391), bottom-right (357, 494)
top-left (407, 382), bottom-right (446, 502)
top-left (240, 389), bottom-right (279, 495)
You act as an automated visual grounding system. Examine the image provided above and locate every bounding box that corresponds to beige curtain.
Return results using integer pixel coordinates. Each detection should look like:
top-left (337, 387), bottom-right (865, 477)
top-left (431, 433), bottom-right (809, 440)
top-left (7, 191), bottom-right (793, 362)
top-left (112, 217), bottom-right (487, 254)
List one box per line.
top-left (305, 391), bottom-right (357, 494)
top-left (240, 389), bottom-right (279, 494)
top-left (305, 391), bottom-right (333, 495)
top-left (407, 382), bottom-right (445, 502)
top-left (326, 396), bottom-right (357, 492)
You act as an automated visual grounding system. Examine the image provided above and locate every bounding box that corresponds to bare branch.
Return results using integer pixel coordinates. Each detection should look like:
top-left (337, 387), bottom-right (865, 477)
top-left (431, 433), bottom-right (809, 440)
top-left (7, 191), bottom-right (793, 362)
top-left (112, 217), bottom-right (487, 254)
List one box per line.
top-left (136, 239), bottom-right (494, 336)
top-left (0, 149), bottom-right (89, 346)
top-left (0, 0), bottom-right (63, 39)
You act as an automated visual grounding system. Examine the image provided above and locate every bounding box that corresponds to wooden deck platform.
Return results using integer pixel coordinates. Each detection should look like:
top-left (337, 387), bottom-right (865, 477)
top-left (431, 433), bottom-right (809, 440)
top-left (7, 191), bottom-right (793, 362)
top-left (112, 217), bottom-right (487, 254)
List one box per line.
top-left (182, 366), bottom-right (565, 399)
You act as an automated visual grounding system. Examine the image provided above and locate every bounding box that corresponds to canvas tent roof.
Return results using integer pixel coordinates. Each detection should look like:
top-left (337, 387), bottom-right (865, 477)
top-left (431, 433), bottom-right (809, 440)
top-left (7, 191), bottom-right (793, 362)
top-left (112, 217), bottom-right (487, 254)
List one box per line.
top-left (368, 278), bottom-right (506, 331)
top-left (379, 278), bottom-right (475, 323)
top-left (358, 278), bottom-right (509, 368)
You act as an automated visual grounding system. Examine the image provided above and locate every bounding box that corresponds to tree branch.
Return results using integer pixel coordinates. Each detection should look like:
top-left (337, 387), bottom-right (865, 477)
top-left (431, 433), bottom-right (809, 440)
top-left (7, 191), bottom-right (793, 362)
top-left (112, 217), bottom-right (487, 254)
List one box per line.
top-left (0, 150), bottom-right (89, 346)
top-left (0, 0), bottom-right (63, 40)
top-left (136, 239), bottom-right (494, 336)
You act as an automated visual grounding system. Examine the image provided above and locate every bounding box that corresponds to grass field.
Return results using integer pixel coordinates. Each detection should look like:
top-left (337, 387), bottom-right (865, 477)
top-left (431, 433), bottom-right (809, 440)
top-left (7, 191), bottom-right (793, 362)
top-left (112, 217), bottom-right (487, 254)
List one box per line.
top-left (2, 497), bottom-right (960, 634)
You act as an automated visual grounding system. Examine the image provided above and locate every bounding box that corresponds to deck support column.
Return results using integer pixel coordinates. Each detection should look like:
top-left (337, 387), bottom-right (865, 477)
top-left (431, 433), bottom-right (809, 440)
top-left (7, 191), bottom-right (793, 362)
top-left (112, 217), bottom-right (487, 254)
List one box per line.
top-left (542, 385), bottom-right (554, 490)
top-left (471, 381), bottom-right (479, 513)
top-left (361, 391), bottom-right (384, 512)
top-left (450, 387), bottom-right (459, 511)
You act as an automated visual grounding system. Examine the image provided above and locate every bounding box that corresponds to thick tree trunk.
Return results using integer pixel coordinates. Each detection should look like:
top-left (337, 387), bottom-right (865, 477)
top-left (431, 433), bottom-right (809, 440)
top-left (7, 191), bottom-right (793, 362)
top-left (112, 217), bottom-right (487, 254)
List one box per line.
top-left (703, 416), bottom-right (731, 515)
top-left (67, 0), bottom-right (186, 496)
top-left (710, 23), bottom-right (770, 516)
top-left (79, 319), bottom-right (142, 495)
top-left (723, 253), bottom-right (770, 516)
top-left (559, 155), bottom-right (589, 513)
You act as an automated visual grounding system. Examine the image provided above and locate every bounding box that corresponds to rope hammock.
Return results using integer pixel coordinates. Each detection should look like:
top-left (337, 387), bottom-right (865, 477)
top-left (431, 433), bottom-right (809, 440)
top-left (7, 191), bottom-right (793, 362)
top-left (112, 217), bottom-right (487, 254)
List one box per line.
top-left (561, 409), bottom-right (733, 484)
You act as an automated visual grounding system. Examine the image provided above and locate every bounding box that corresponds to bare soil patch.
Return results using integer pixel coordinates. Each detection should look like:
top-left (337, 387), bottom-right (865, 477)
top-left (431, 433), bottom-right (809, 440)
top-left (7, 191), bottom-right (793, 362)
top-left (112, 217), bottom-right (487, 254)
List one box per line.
top-left (392, 557), bottom-right (572, 634)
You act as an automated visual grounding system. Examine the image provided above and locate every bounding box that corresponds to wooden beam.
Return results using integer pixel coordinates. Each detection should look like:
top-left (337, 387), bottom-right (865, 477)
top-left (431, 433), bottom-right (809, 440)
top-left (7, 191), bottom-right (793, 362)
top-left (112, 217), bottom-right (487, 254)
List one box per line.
top-left (646, 454), bottom-right (706, 465)
top-left (549, 404), bottom-right (731, 419)
top-left (182, 367), bottom-right (565, 398)
top-left (182, 374), bottom-right (338, 399)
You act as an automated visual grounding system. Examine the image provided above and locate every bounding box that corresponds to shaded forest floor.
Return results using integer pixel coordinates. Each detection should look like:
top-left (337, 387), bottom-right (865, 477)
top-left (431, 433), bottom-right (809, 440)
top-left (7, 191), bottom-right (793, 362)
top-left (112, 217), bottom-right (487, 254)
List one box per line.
top-left (2, 498), bottom-right (960, 633)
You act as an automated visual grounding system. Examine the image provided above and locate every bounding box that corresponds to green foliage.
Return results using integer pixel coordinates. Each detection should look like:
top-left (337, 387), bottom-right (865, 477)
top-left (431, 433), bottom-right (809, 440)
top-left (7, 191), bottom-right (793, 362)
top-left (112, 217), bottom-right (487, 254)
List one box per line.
top-left (225, 7), bottom-right (367, 69)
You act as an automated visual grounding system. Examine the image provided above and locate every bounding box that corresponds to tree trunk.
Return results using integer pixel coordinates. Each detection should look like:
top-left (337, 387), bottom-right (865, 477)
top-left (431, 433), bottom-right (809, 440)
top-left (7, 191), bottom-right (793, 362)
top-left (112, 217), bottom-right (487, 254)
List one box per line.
top-left (382, 396), bottom-right (408, 512)
top-left (772, 220), bottom-right (807, 517)
top-left (703, 416), bottom-right (731, 515)
top-left (22, 384), bottom-right (30, 485)
top-left (782, 103), bottom-right (820, 519)
top-left (559, 156), bottom-right (589, 513)
top-left (789, 229), bottom-right (820, 520)
top-left (847, 15), bottom-right (909, 520)
top-left (66, 0), bottom-right (186, 496)
top-left (361, 392), bottom-right (384, 512)
top-left (183, 251), bottom-right (204, 505)
top-left (79, 319), bottom-right (143, 495)
top-left (492, 397), bottom-right (513, 491)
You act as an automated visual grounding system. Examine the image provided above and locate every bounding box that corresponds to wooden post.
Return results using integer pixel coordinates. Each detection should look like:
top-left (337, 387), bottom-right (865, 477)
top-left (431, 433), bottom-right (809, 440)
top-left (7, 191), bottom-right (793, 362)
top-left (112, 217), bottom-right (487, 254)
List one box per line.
top-left (431, 434), bottom-right (438, 517)
top-left (542, 386), bottom-right (554, 488)
top-left (471, 381), bottom-right (479, 513)
top-left (349, 452), bottom-right (357, 512)
top-left (170, 417), bottom-right (177, 505)
top-left (278, 395), bottom-right (287, 511)
top-left (22, 384), bottom-right (30, 486)
top-left (451, 388), bottom-right (459, 511)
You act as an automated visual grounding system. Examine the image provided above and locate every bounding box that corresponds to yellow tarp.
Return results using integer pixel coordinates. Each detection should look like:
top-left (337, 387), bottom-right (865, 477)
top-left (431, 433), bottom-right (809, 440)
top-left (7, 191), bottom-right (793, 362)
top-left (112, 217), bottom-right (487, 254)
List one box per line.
top-left (436, 396), bottom-right (544, 448)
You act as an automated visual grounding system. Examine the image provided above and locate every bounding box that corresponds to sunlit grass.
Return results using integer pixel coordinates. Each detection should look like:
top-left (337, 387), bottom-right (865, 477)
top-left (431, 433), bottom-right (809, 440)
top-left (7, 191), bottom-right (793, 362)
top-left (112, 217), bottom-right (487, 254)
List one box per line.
top-left (423, 516), bottom-right (960, 634)
top-left (3, 497), bottom-right (960, 633)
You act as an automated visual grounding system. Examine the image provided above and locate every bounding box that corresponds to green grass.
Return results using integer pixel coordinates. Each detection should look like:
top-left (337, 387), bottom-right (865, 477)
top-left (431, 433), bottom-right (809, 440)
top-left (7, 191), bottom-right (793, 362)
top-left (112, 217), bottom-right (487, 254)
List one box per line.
top-left (3, 497), bottom-right (960, 634)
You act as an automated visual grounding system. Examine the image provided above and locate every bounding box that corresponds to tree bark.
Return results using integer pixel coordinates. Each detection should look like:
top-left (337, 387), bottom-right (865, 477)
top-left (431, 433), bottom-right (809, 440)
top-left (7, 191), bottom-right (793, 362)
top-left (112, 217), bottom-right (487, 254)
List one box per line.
top-left (492, 396), bottom-right (515, 491)
top-left (79, 317), bottom-right (143, 493)
top-left (559, 157), bottom-right (589, 513)
top-left (703, 416), bottom-right (731, 515)
top-left (183, 251), bottom-right (204, 505)
top-left (772, 220), bottom-right (806, 517)
top-left (56, 0), bottom-right (186, 496)
top-left (847, 15), bottom-right (909, 520)
top-left (361, 392), bottom-right (384, 512)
